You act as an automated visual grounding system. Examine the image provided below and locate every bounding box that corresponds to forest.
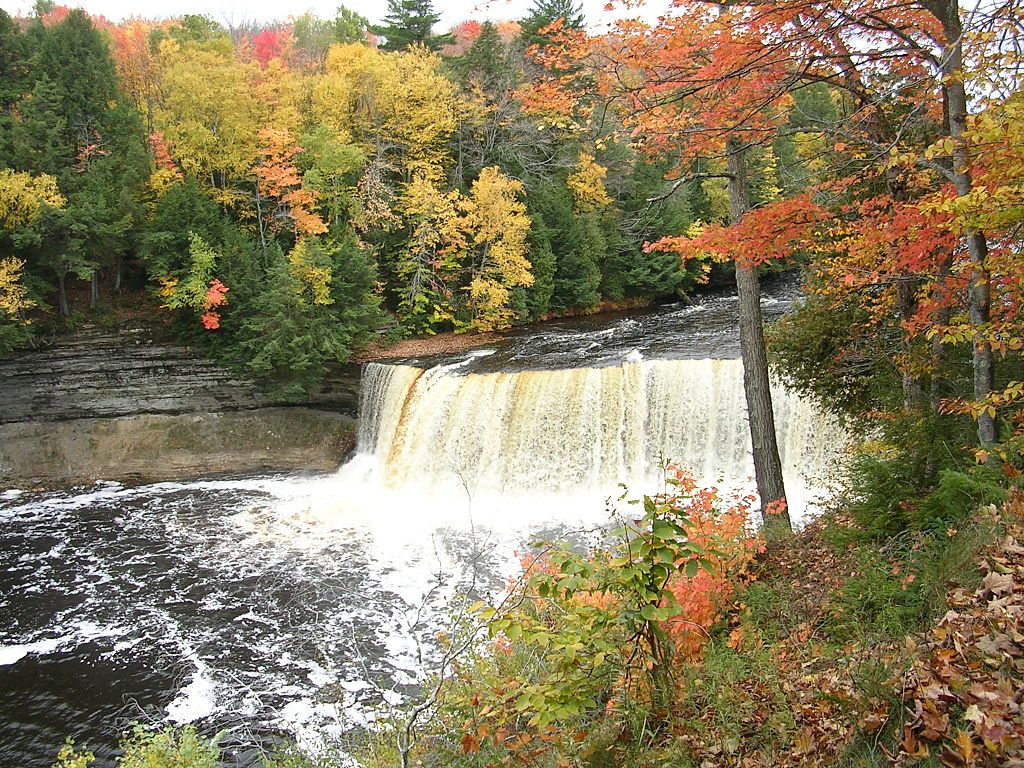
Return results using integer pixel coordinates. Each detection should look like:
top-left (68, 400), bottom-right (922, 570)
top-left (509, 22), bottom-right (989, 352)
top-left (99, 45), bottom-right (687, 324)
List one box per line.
top-left (0, 0), bottom-right (711, 398)
top-left (4, 0), bottom-right (1024, 765)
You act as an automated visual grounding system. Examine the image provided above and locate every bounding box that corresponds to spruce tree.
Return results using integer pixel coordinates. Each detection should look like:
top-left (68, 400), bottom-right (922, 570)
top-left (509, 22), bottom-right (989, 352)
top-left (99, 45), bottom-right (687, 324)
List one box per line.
top-left (520, 0), bottom-right (585, 48)
top-left (375, 0), bottom-right (452, 52)
top-left (10, 77), bottom-right (68, 175)
top-left (35, 10), bottom-right (117, 146)
top-left (454, 21), bottom-right (506, 90)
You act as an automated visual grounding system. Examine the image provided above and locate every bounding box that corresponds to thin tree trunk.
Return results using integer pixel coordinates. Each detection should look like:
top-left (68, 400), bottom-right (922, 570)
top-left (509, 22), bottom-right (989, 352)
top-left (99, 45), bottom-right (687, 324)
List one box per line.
top-left (90, 270), bottom-right (99, 310)
top-left (254, 185), bottom-right (269, 260)
top-left (56, 266), bottom-right (70, 318)
top-left (896, 278), bottom-right (925, 411)
top-left (114, 256), bottom-right (122, 294)
top-left (938, 5), bottom-right (997, 447)
top-left (727, 138), bottom-right (791, 534)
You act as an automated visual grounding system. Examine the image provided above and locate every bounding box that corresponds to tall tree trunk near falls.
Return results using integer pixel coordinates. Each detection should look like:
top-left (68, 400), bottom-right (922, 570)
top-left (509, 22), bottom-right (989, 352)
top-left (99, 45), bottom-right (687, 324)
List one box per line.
top-left (727, 138), bottom-right (792, 535)
top-left (934, 1), bottom-right (997, 448)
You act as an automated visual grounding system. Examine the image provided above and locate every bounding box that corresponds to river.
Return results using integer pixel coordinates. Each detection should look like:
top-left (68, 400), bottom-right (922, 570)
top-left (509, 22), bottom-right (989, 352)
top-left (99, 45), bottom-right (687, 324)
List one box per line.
top-left (0, 276), bottom-right (843, 765)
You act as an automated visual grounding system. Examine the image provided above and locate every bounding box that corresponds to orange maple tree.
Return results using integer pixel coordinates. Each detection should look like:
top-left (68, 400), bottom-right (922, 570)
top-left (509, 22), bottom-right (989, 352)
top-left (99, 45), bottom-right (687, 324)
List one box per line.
top-left (251, 127), bottom-right (327, 248)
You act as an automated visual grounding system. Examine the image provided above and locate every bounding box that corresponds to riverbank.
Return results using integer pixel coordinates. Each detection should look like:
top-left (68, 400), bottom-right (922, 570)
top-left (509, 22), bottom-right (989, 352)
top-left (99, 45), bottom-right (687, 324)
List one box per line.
top-left (0, 408), bottom-right (355, 489)
top-left (0, 327), bottom-right (359, 488)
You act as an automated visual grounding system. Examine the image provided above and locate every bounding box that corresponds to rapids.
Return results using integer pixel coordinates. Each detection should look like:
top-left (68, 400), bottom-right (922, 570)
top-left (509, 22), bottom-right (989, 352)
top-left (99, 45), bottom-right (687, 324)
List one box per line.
top-left (0, 277), bottom-right (844, 766)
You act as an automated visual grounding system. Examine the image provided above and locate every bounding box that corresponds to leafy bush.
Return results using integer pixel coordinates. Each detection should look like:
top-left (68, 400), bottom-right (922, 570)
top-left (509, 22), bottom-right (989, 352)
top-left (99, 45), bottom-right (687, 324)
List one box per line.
top-left (420, 469), bottom-right (762, 766)
top-left (911, 468), bottom-right (1007, 531)
top-left (52, 725), bottom-right (220, 768)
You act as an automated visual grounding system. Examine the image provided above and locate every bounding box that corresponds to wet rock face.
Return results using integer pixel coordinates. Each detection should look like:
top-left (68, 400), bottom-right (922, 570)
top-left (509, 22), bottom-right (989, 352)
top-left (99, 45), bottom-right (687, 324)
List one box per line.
top-left (0, 409), bottom-right (357, 487)
top-left (0, 328), bottom-right (361, 423)
top-left (0, 328), bottom-right (363, 487)
top-left (0, 329), bottom-right (263, 423)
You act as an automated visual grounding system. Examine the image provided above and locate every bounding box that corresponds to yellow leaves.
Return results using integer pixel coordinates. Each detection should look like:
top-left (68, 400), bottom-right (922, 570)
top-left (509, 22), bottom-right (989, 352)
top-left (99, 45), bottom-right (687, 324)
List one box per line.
top-left (397, 168), bottom-right (533, 331)
top-left (154, 45), bottom-right (262, 185)
top-left (315, 43), bottom-right (461, 183)
top-left (566, 152), bottom-right (612, 210)
top-left (403, 174), bottom-right (465, 255)
top-left (310, 43), bottom-right (369, 140)
top-left (376, 46), bottom-right (461, 182)
top-left (462, 167), bottom-right (534, 331)
top-left (155, 275), bottom-right (178, 299)
top-left (0, 258), bottom-right (35, 320)
top-left (923, 137), bottom-right (955, 160)
top-left (0, 170), bottom-right (65, 230)
top-left (287, 239), bottom-right (334, 305)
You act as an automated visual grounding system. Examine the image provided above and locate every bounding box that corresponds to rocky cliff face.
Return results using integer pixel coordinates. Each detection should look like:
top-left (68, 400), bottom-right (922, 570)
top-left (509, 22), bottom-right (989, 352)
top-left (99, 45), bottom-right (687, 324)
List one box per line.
top-left (0, 328), bottom-right (362, 487)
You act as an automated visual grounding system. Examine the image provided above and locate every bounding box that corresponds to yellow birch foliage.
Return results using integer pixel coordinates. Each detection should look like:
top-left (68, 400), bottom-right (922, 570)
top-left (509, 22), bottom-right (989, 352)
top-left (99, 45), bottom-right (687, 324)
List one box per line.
top-left (0, 170), bottom-right (65, 229)
top-left (314, 43), bottom-right (461, 183)
top-left (566, 152), bottom-right (613, 210)
top-left (461, 166), bottom-right (533, 331)
top-left (154, 41), bottom-right (262, 201)
top-left (287, 239), bottom-right (334, 305)
top-left (252, 59), bottom-right (305, 137)
top-left (310, 43), bottom-right (371, 141)
top-left (0, 258), bottom-right (35, 319)
top-left (398, 175), bottom-right (466, 327)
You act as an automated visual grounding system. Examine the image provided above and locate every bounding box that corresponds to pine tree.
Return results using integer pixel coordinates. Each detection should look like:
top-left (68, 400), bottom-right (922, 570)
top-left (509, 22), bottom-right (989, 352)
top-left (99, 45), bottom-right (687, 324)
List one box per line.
top-left (34, 10), bottom-right (118, 147)
top-left (375, 0), bottom-right (452, 52)
top-left (520, 0), bottom-right (585, 48)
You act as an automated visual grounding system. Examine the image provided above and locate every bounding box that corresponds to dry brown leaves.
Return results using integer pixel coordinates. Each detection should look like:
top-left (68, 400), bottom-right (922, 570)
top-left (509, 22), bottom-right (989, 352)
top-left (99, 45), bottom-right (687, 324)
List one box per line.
top-left (898, 500), bottom-right (1024, 768)
top-left (674, 504), bottom-right (1024, 768)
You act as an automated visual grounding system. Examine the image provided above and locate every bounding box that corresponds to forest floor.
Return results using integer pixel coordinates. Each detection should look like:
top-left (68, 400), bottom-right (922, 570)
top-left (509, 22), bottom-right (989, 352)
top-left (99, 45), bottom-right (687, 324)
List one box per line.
top-left (647, 496), bottom-right (1024, 768)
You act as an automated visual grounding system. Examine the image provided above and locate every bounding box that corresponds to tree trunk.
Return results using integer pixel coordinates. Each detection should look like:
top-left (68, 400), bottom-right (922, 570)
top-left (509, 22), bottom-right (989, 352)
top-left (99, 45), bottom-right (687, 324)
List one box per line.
top-left (896, 277), bottom-right (925, 411)
top-left (114, 256), bottom-right (122, 294)
top-left (938, 4), bottom-right (997, 447)
top-left (727, 138), bottom-right (792, 534)
top-left (90, 270), bottom-right (99, 310)
top-left (56, 265), bottom-right (70, 318)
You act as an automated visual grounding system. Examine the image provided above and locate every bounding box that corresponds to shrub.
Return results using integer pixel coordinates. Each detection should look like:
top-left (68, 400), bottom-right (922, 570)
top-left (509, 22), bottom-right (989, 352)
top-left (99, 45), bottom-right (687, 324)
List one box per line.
top-left (51, 725), bottom-right (220, 768)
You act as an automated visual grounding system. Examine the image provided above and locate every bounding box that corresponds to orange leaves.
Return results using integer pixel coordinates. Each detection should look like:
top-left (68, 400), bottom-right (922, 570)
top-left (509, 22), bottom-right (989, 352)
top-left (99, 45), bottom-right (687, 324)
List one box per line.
top-left (253, 128), bottom-right (327, 237)
top-left (658, 478), bottom-right (762, 660)
top-left (648, 195), bottom-right (827, 269)
top-left (200, 280), bottom-right (229, 330)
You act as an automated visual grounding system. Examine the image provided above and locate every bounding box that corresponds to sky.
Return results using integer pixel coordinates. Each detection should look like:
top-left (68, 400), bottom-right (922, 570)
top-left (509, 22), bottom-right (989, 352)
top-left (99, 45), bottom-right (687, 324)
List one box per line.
top-left (0, 0), bottom-right (671, 31)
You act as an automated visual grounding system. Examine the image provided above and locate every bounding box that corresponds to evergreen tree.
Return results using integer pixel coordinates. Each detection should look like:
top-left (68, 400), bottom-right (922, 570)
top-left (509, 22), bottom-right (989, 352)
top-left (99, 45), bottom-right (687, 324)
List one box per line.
top-left (232, 238), bottom-right (383, 398)
top-left (0, 10), bottom-right (30, 112)
top-left (453, 21), bottom-right (506, 90)
top-left (141, 179), bottom-right (232, 277)
top-left (34, 10), bottom-right (117, 148)
top-left (375, 0), bottom-right (452, 52)
top-left (520, 0), bottom-right (585, 48)
top-left (10, 77), bottom-right (68, 175)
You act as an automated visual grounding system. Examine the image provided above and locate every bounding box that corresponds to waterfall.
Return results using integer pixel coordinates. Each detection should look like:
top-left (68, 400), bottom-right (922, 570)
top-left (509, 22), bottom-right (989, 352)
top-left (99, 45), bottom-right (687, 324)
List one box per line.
top-left (346, 358), bottom-right (842, 507)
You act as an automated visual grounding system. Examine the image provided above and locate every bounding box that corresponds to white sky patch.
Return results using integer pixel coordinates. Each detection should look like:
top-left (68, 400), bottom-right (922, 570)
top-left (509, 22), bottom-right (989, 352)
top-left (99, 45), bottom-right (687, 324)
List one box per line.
top-left (0, 0), bottom-right (671, 32)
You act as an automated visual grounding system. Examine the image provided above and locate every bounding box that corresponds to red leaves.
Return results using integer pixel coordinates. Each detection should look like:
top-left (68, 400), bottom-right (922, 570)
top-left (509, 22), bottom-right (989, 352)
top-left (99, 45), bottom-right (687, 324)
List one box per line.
top-left (250, 27), bottom-right (292, 68)
top-left (648, 195), bottom-right (827, 269)
top-left (200, 279), bottom-right (229, 331)
top-left (149, 131), bottom-right (180, 174)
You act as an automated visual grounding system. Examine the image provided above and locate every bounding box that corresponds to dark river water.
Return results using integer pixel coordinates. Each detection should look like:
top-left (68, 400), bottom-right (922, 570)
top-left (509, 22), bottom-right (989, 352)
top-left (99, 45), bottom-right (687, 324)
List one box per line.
top-left (0, 275), bottom-right (810, 766)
